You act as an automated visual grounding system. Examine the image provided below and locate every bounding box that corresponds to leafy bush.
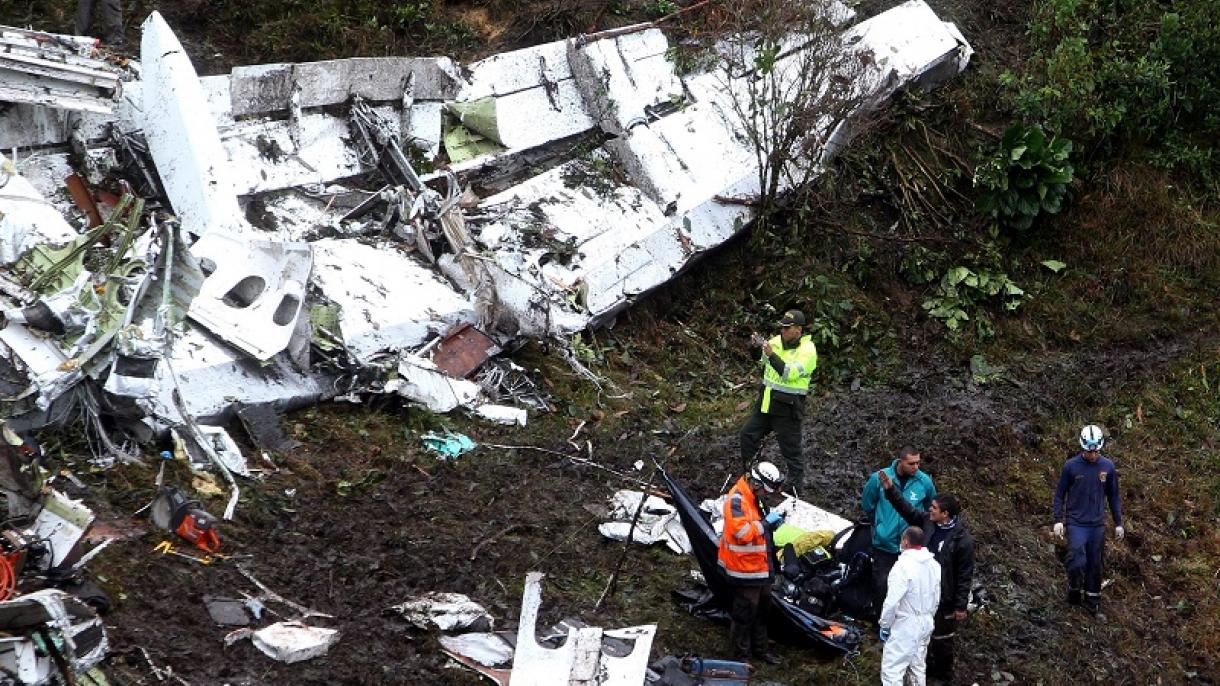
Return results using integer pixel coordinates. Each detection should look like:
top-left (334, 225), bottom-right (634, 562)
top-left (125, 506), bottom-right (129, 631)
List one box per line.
top-left (922, 266), bottom-right (1025, 338)
top-left (974, 123), bottom-right (1073, 232)
top-left (1006, 0), bottom-right (1220, 181)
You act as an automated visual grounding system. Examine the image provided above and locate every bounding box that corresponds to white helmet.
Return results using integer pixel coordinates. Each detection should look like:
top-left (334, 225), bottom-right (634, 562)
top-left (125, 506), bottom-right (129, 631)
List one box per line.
top-left (1079, 424), bottom-right (1105, 451)
top-left (749, 461), bottom-right (785, 493)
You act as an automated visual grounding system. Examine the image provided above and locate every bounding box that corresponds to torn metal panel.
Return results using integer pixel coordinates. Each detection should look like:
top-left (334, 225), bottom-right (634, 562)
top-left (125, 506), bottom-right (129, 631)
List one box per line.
top-left (140, 11), bottom-right (245, 238)
top-left (388, 356), bottom-right (482, 413)
top-left (439, 633), bottom-right (513, 685)
top-left (0, 589), bottom-right (108, 684)
top-left (28, 490), bottom-right (95, 570)
top-left (250, 621), bottom-right (339, 664)
top-left (235, 402), bottom-right (301, 454)
top-left (309, 239), bottom-right (474, 362)
top-left (190, 426), bottom-right (250, 478)
top-left (568, 29), bottom-right (681, 136)
top-left (0, 154), bottom-right (79, 266)
top-left (0, 27), bottom-right (122, 114)
top-left (115, 325), bottom-right (333, 428)
top-left (430, 324), bottom-right (500, 379)
top-left (229, 57), bottom-right (460, 117)
top-left (510, 572), bottom-right (656, 686)
top-left (186, 232), bottom-right (311, 361)
top-left (391, 592), bottom-right (494, 632)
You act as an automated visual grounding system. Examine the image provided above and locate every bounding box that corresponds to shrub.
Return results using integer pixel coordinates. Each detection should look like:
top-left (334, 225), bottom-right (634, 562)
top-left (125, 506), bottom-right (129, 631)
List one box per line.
top-left (974, 123), bottom-right (1074, 232)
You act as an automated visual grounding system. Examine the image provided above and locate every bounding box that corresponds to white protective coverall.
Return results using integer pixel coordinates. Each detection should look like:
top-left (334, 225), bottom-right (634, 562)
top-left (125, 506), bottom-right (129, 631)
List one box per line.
top-left (879, 546), bottom-right (941, 686)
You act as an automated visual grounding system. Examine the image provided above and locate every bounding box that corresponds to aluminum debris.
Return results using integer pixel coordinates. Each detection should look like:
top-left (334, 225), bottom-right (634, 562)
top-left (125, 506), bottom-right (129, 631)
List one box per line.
top-left (511, 572), bottom-right (656, 686)
top-left (0, 3), bottom-right (970, 457)
top-left (391, 592), bottom-right (494, 632)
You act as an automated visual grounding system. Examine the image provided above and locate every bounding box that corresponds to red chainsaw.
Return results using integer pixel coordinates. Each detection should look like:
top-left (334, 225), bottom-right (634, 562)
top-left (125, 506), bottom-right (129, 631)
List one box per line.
top-left (150, 487), bottom-right (221, 554)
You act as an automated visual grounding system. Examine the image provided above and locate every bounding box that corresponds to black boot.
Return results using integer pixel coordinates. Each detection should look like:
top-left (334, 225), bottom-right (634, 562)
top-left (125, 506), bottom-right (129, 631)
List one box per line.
top-left (751, 650), bottom-right (783, 666)
top-left (1067, 587), bottom-right (1081, 606)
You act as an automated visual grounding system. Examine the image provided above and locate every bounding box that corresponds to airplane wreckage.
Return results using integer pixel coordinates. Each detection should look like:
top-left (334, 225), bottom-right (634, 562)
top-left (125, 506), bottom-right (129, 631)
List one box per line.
top-left (0, 1), bottom-right (971, 448)
top-left (0, 2), bottom-right (970, 681)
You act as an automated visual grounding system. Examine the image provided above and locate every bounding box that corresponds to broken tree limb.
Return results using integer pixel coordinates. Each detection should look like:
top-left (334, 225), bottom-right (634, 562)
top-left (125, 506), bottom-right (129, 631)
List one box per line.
top-left (576, 0), bottom-right (713, 44)
top-left (481, 442), bottom-right (648, 486)
top-left (594, 464), bottom-right (656, 612)
top-left (470, 523), bottom-right (527, 562)
top-left (236, 563), bottom-right (334, 621)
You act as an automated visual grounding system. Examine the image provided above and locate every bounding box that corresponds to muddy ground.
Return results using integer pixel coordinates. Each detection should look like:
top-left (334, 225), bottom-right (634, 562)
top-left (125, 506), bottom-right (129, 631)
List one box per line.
top-left (69, 325), bottom-right (1214, 686)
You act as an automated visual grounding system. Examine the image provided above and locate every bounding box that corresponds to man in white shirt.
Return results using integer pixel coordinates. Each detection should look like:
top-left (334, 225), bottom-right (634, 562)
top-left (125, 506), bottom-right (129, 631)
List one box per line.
top-left (879, 526), bottom-right (942, 686)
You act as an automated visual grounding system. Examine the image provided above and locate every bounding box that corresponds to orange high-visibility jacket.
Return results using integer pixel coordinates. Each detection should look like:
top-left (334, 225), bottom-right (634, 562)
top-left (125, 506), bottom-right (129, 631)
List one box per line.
top-left (718, 476), bottom-right (773, 582)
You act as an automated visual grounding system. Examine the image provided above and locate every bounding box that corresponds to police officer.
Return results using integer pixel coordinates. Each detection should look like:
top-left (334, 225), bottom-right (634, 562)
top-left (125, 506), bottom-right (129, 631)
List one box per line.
top-left (739, 309), bottom-right (818, 488)
top-left (1053, 424), bottom-right (1124, 617)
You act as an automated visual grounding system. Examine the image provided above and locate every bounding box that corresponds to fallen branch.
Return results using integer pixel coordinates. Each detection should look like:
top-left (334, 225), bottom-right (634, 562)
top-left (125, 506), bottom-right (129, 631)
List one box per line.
top-left (236, 563), bottom-right (333, 621)
top-left (595, 465), bottom-right (657, 612)
top-left (481, 442), bottom-right (648, 486)
top-left (470, 524), bottom-right (527, 562)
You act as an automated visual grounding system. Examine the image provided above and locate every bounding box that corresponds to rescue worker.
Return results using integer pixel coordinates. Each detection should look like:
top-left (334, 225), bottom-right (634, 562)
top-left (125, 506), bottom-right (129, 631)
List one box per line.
top-left (1053, 424), bottom-right (1123, 617)
top-left (75, 0), bottom-right (124, 47)
top-left (879, 526), bottom-right (941, 686)
top-left (718, 461), bottom-right (786, 666)
top-left (739, 310), bottom-right (818, 488)
top-left (861, 447), bottom-right (935, 616)
top-left (879, 472), bottom-right (974, 685)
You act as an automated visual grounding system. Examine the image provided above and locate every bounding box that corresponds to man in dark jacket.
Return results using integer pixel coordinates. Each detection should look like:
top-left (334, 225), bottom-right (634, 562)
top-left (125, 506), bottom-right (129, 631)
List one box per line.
top-left (1053, 424), bottom-right (1123, 617)
top-left (879, 471), bottom-right (974, 685)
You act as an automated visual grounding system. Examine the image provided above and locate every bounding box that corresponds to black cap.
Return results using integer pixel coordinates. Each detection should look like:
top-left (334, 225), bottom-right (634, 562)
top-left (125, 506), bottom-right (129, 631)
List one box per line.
top-left (778, 309), bottom-right (806, 327)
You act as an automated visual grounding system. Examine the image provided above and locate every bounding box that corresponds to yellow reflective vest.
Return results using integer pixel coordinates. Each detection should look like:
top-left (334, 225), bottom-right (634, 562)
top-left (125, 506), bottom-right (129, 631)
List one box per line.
top-left (759, 334), bottom-right (817, 413)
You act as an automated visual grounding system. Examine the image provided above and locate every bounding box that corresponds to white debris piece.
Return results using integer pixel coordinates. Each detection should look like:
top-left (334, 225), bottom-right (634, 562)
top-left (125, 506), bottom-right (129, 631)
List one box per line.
top-left (250, 621), bottom-right (339, 664)
top-left (510, 572), bottom-right (656, 686)
top-left (387, 355), bottom-right (482, 413)
top-left (309, 239), bottom-right (475, 361)
top-left (194, 425), bottom-right (251, 478)
top-left (0, 590), bottom-right (109, 684)
top-left (140, 12), bottom-right (245, 238)
top-left (186, 232), bottom-right (312, 361)
top-left (473, 404), bottom-right (527, 426)
top-left (598, 490), bottom-right (691, 555)
top-left (391, 592), bottom-right (494, 632)
top-left (27, 490), bottom-right (95, 570)
top-left (0, 27), bottom-right (121, 114)
top-left (0, 154), bottom-right (78, 266)
top-left (438, 632), bottom-right (514, 668)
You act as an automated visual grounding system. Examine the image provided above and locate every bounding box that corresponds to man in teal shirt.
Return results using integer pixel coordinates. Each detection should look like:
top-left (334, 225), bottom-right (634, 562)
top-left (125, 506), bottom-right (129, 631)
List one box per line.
top-left (862, 447), bottom-right (936, 618)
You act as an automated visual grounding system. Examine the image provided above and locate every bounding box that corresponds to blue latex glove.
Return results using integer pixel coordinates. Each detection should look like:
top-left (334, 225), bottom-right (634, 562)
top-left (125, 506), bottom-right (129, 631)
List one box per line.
top-left (764, 511), bottom-right (784, 529)
top-left (879, 628), bottom-right (890, 642)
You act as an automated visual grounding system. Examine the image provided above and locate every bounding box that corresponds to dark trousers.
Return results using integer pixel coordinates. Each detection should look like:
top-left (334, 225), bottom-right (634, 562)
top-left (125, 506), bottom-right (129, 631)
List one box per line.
top-left (728, 583), bottom-right (772, 658)
top-left (1066, 524), bottom-right (1104, 608)
top-left (75, 0), bottom-right (124, 45)
top-left (739, 407), bottom-right (803, 486)
top-left (870, 547), bottom-right (899, 619)
top-left (928, 610), bottom-right (958, 681)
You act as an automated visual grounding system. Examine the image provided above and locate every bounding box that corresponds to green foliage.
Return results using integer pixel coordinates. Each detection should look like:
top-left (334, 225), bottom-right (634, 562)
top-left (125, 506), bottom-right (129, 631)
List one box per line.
top-left (922, 266), bottom-right (1025, 338)
top-left (646, 0), bottom-right (680, 18)
top-left (899, 245), bottom-right (947, 286)
top-left (1007, 0), bottom-right (1220, 181)
top-left (974, 123), bottom-right (1074, 232)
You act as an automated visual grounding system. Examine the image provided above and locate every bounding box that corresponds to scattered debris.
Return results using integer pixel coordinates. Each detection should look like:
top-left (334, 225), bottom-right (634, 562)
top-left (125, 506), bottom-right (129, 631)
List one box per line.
top-left (249, 621), bottom-right (339, 664)
top-left (391, 592), bottom-right (494, 632)
top-left (149, 487), bottom-right (221, 554)
top-left (421, 431), bottom-right (477, 459)
top-left (598, 489), bottom-right (691, 555)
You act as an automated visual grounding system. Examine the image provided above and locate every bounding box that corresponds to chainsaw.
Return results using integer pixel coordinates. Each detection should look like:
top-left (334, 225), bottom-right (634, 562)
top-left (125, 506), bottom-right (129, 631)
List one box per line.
top-left (150, 487), bottom-right (221, 554)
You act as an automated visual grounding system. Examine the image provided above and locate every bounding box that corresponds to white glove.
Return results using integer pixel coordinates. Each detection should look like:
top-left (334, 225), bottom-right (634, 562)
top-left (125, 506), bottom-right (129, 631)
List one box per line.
top-left (1115, 525), bottom-right (1125, 540)
top-left (1053, 522), bottom-right (1064, 539)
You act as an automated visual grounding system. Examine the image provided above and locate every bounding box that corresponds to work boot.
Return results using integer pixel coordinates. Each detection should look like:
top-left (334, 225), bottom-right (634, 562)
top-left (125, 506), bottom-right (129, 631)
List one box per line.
top-left (751, 650), bottom-right (783, 666)
top-left (1083, 595), bottom-right (1101, 617)
top-left (1066, 588), bottom-right (1081, 606)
